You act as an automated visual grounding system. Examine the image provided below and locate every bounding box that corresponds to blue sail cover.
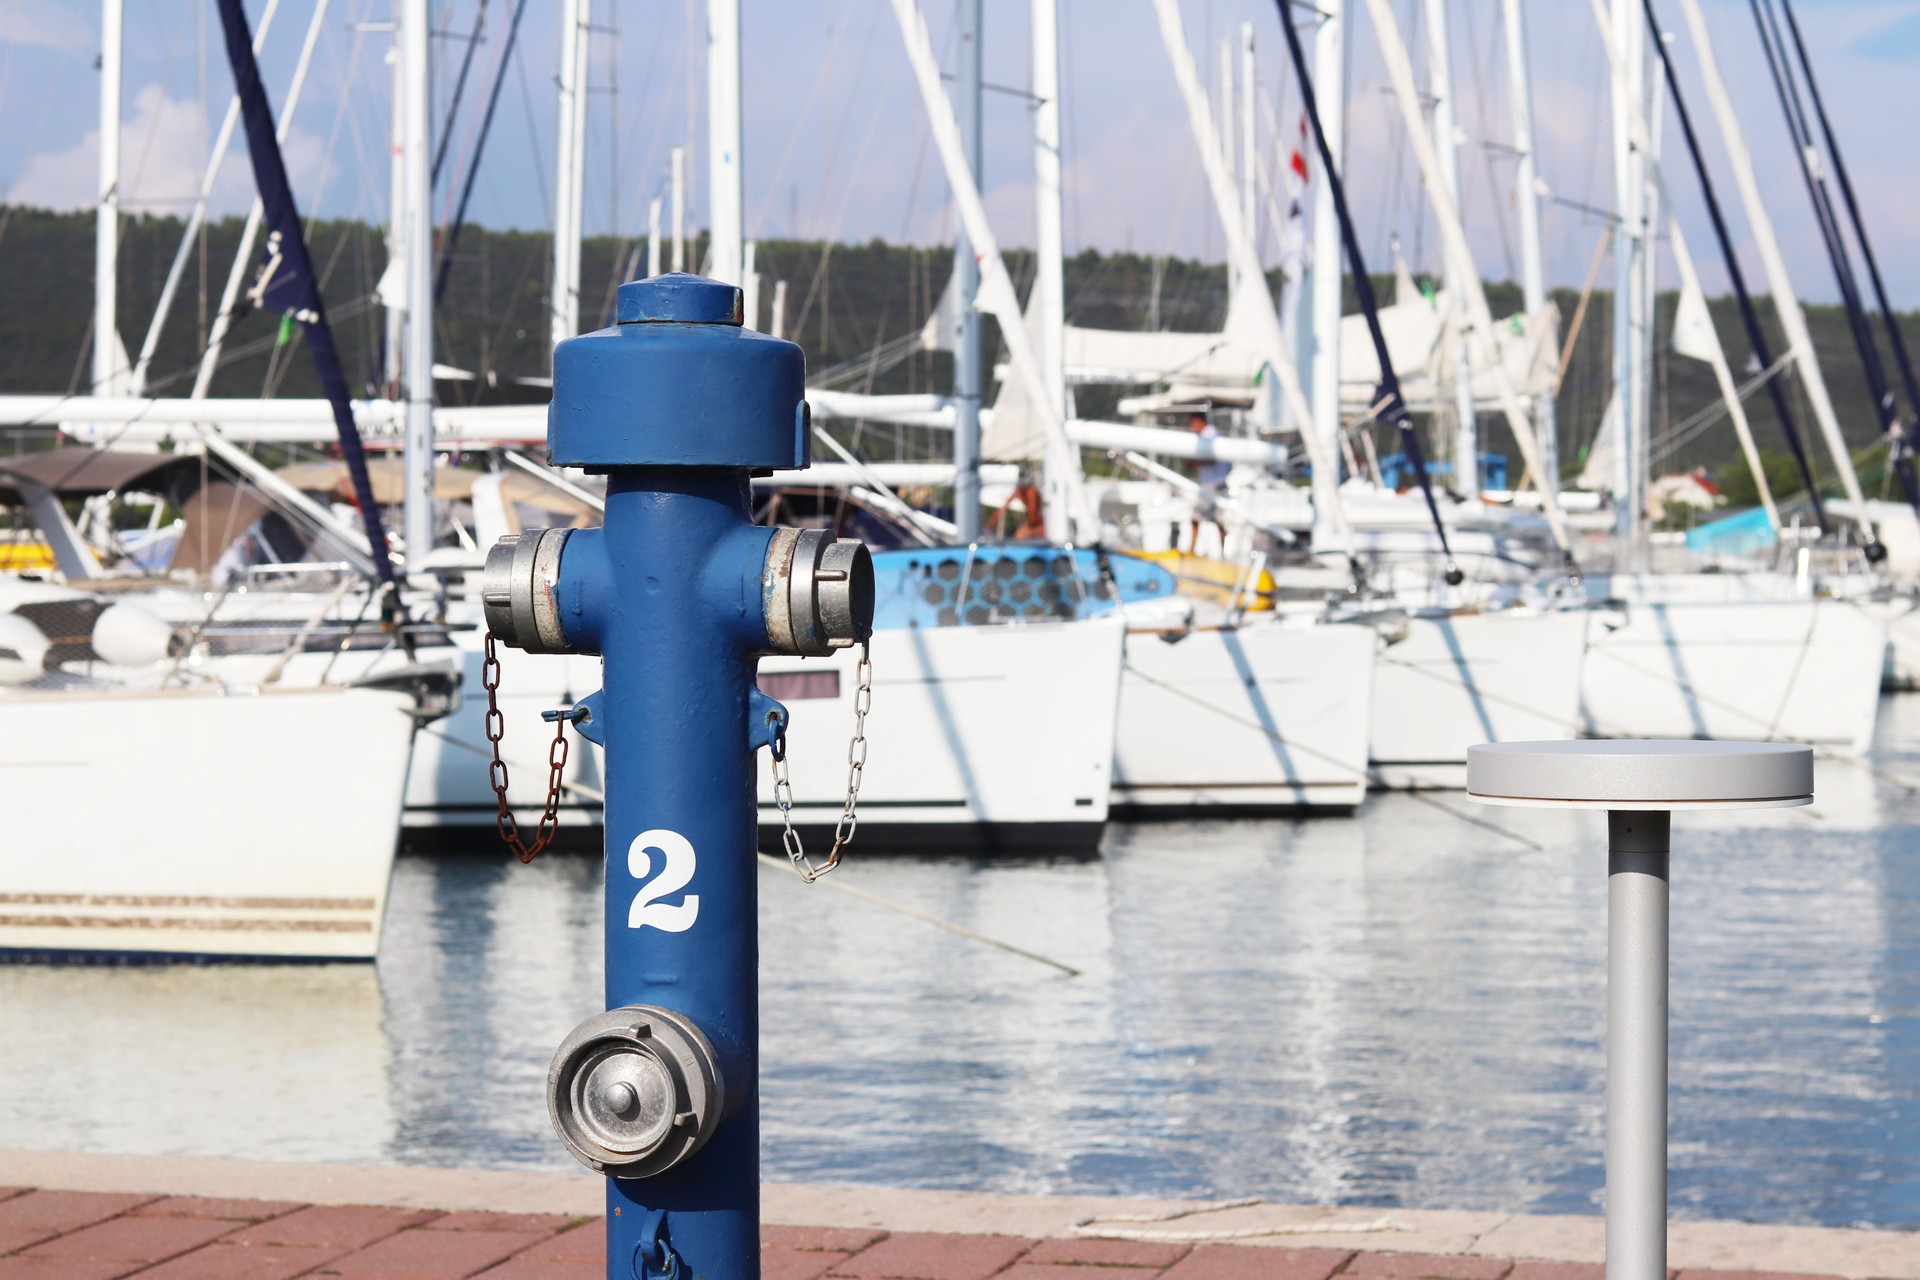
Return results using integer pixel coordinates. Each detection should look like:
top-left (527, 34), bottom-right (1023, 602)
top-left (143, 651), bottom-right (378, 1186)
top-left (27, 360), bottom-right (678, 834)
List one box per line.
top-left (215, 0), bottom-right (398, 586)
top-left (869, 545), bottom-right (1177, 630)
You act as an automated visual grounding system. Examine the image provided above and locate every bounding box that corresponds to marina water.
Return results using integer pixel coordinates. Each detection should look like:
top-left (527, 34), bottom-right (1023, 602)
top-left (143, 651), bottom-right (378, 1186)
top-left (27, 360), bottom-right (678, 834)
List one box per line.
top-left (3, 702), bottom-right (1916, 1229)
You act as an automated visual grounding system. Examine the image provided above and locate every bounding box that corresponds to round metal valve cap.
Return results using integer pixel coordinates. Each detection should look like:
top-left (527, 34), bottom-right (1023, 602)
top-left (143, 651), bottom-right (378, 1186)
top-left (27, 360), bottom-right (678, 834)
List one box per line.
top-left (547, 1005), bottom-right (725, 1179)
top-left (574, 1051), bottom-right (676, 1155)
top-left (615, 273), bottom-right (742, 325)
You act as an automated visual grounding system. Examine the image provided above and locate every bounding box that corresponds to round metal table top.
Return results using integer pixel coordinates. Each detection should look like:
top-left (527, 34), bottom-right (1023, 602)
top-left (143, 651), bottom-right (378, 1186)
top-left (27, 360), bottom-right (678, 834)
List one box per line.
top-left (1466, 739), bottom-right (1814, 811)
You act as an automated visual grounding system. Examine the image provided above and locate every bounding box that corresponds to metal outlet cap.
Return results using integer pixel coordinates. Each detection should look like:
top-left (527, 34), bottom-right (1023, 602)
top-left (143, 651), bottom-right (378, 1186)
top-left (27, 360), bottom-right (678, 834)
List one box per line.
top-left (816, 536), bottom-right (875, 648)
top-left (1466, 739), bottom-right (1814, 811)
top-left (480, 529), bottom-right (571, 654)
top-left (547, 1005), bottom-right (725, 1180)
top-left (762, 529), bottom-right (873, 656)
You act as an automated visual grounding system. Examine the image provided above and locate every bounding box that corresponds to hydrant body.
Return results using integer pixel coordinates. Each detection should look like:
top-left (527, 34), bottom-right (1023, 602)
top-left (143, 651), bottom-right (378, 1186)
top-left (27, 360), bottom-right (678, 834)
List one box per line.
top-left (483, 274), bottom-right (872, 1279)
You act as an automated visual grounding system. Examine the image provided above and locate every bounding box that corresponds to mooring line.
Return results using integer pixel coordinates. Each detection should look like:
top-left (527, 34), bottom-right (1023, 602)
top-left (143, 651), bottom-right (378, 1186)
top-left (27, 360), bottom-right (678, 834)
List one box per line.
top-left (1122, 662), bottom-right (1542, 849)
top-left (1402, 789), bottom-right (1544, 851)
top-left (422, 724), bottom-right (1083, 976)
top-left (1071, 1199), bottom-right (1406, 1243)
top-left (755, 854), bottom-right (1083, 978)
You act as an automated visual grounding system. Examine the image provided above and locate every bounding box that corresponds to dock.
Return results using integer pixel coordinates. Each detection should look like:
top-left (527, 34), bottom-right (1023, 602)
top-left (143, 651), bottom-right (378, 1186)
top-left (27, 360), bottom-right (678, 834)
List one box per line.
top-left (2, 1150), bottom-right (1916, 1280)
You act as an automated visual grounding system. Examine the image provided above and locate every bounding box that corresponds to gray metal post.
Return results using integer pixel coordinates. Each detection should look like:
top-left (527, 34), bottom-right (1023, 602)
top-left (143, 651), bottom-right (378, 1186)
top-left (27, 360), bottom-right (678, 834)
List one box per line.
top-left (951, 0), bottom-right (983, 543)
top-left (1606, 809), bottom-right (1669, 1280)
top-left (1468, 741), bottom-right (1811, 1280)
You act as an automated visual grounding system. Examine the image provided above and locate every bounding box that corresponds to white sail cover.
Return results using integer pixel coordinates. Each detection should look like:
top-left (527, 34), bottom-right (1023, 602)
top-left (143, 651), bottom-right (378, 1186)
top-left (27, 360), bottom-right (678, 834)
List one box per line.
top-left (980, 287), bottom-right (1557, 424)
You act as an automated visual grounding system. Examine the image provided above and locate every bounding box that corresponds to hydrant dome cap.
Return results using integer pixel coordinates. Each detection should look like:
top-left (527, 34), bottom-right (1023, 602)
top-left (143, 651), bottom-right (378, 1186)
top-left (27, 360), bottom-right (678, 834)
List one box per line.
top-left (616, 273), bottom-right (742, 325)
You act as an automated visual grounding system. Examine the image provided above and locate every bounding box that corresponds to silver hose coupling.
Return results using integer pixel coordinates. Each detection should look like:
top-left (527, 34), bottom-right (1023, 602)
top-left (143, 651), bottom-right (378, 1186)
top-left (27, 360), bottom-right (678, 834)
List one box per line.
top-left (762, 528), bottom-right (874, 657)
top-left (481, 529), bottom-right (571, 654)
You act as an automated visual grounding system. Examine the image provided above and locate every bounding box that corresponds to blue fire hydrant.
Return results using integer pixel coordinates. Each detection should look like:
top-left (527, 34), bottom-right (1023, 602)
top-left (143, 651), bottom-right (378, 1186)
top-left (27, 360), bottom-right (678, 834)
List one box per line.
top-left (482, 273), bottom-right (874, 1278)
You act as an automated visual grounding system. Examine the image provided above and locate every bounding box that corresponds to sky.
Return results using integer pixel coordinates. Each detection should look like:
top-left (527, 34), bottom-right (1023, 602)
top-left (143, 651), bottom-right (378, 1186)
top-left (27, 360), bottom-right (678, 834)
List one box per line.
top-left (2, 0), bottom-right (1918, 315)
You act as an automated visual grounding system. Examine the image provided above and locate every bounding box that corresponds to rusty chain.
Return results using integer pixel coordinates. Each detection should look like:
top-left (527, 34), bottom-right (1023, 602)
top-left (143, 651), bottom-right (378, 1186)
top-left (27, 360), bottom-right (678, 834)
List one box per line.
top-left (769, 641), bottom-right (872, 883)
top-left (483, 632), bottom-right (573, 864)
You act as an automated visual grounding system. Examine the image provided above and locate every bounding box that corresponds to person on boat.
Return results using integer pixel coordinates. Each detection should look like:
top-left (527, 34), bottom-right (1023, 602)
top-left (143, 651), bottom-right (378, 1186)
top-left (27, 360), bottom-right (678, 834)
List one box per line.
top-left (1186, 411), bottom-right (1228, 555)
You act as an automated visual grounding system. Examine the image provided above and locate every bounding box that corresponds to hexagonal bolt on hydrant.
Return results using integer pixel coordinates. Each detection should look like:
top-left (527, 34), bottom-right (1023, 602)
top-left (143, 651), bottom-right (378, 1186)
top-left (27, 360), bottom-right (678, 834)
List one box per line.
top-left (482, 273), bottom-right (874, 1278)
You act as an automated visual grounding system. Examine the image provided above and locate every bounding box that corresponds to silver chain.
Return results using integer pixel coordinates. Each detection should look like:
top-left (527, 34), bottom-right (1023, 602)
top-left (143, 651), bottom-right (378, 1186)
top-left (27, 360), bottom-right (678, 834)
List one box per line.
top-left (770, 640), bottom-right (872, 883)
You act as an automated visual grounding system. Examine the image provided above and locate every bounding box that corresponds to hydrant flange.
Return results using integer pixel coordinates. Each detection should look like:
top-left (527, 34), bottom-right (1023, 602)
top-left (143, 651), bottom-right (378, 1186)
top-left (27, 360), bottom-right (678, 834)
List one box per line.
top-left (547, 1005), bottom-right (725, 1179)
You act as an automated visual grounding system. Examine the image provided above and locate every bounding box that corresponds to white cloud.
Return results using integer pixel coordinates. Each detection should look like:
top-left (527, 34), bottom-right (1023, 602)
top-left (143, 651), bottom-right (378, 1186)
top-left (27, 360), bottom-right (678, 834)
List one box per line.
top-left (6, 83), bottom-right (336, 218)
top-left (6, 4), bottom-right (94, 53)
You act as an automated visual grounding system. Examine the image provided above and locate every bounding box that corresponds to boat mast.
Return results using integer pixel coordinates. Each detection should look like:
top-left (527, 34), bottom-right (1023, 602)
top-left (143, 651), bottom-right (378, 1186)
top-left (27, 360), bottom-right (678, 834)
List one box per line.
top-left (1218, 40), bottom-right (1236, 293)
top-left (671, 145), bottom-right (686, 273)
top-left (1609, 0), bottom-right (1648, 564)
top-left (1670, 0), bottom-right (1875, 544)
top-left (1499, 0), bottom-right (1558, 487)
top-left (1240, 23), bottom-right (1257, 251)
top-left (889, 0), bottom-right (1096, 542)
top-left (384, 9), bottom-right (406, 396)
top-left (551, 0), bottom-right (590, 350)
top-left (1306, 0), bottom-right (1344, 543)
top-left (95, 0), bottom-right (123, 398)
top-left (706, 0), bottom-right (743, 286)
top-left (402, 0), bottom-right (435, 562)
top-left (1148, 0), bottom-right (1361, 568)
top-left (1421, 0), bottom-right (1479, 499)
top-left (1588, 0), bottom-right (1793, 536)
top-left (951, 0), bottom-right (983, 543)
top-left (1031, 0), bottom-right (1068, 428)
top-left (1353, 0), bottom-right (1575, 559)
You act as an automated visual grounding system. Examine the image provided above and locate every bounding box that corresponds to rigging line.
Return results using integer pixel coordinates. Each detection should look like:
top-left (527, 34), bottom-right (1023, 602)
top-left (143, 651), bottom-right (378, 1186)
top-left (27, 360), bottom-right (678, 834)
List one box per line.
top-left (749, 2), bottom-right (860, 239)
top-left (1750, 0), bottom-right (1920, 514)
top-left (510, 29), bottom-right (552, 230)
top-left (122, 0), bottom-right (194, 214)
top-left (1639, 0), bottom-right (1828, 536)
top-left (1776, 0), bottom-right (1920, 431)
top-left (1749, 1), bottom-right (1894, 435)
top-left (430, 0), bottom-right (489, 187)
top-left (1651, 352), bottom-right (1793, 466)
top-left (808, 0), bottom-right (888, 244)
top-left (433, 0), bottom-right (531, 305)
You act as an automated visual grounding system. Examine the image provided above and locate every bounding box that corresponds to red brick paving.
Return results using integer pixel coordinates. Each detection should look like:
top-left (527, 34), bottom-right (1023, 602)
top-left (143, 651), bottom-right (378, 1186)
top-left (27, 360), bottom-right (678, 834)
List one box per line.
top-left (322, 1226), bottom-right (552, 1277)
top-left (15, 1213), bottom-right (232, 1264)
top-left (1504, 1264), bottom-right (1605, 1280)
top-left (764, 1245), bottom-right (856, 1280)
top-left (826, 1231), bottom-right (1037, 1280)
top-left (1024, 1237), bottom-right (1192, 1269)
top-left (128, 1197), bottom-right (304, 1223)
top-left (1160, 1246), bottom-right (1356, 1280)
top-left (3, 1185), bottom-right (1847, 1280)
top-left (1344, 1252), bottom-right (1514, 1280)
top-left (0, 1190), bottom-right (157, 1255)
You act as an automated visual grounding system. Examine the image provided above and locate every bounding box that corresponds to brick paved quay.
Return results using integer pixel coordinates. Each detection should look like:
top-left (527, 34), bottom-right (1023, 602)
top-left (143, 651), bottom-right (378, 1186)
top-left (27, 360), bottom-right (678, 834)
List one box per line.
top-left (3, 1151), bottom-right (1917, 1280)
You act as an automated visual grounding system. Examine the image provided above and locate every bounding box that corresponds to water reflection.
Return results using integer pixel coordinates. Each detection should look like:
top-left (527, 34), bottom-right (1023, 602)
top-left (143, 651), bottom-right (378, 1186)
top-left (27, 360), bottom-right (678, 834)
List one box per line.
top-left (0, 711), bottom-right (1916, 1227)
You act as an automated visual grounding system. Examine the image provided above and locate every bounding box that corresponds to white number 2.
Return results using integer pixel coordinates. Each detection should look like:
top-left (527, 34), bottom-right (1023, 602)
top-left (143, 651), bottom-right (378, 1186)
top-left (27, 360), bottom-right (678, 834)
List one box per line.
top-left (627, 829), bottom-right (700, 932)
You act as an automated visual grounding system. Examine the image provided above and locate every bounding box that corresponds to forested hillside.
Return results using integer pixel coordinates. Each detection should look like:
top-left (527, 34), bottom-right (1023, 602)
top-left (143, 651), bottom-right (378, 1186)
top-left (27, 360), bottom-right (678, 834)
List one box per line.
top-left (2, 204), bottom-right (1912, 497)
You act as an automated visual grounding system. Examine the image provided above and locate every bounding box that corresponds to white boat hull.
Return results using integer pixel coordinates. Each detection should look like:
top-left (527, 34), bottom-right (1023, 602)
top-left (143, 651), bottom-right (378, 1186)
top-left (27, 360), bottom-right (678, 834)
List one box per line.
top-left (1112, 623), bottom-right (1375, 813)
top-left (0, 686), bottom-right (417, 961)
top-left (1580, 596), bottom-right (1886, 755)
top-left (758, 620), bottom-right (1126, 850)
top-left (1368, 611), bottom-right (1588, 790)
